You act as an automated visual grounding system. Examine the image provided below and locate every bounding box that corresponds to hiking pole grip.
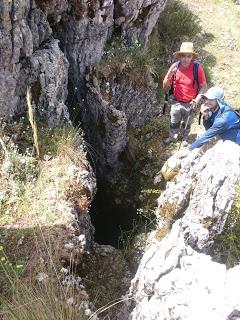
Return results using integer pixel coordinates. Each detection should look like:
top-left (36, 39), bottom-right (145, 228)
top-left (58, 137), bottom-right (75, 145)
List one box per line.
top-left (198, 112), bottom-right (202, 125)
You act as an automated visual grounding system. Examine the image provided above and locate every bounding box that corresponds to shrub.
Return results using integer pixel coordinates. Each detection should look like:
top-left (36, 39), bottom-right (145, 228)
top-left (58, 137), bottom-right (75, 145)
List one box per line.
top-left (157, 0), bottom-right (201, 51)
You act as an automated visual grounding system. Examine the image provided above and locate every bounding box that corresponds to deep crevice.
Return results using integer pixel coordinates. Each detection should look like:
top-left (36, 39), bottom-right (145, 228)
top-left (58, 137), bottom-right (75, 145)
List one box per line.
top-left (90, 180), bottom-right (140, 247)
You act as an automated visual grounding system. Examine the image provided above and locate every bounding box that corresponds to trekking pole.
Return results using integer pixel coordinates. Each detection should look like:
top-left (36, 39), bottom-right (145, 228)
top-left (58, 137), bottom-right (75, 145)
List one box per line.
top-left (178, 109), bottom-right (192, 150)
top-left (162, 91), bottom-right (169, 115)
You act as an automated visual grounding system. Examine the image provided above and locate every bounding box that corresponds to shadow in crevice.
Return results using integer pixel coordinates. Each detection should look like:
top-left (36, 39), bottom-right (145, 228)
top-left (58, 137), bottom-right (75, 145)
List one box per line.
top-left (90, 179), bottom-right (141, 248)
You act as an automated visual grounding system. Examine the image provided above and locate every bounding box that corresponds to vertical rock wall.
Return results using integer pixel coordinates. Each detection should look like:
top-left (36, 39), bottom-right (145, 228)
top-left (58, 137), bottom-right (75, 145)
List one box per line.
top-left (82, 64), bottom-right (159, 177)
top-left (115, 0), bottom-right (167, 46)
top-left (0, 0), bottom-right (69, 125)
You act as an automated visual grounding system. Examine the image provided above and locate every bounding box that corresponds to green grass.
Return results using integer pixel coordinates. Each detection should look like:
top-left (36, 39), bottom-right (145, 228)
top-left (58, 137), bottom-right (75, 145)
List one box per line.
top-left (181, 0), bottom-right (240, 106)
top-left (38, 125), bottom-right (85, 158)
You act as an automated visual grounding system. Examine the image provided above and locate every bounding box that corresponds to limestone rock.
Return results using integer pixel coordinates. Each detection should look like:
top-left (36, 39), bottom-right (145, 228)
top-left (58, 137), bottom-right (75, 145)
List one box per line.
top-left (119, 141), bottom-right (240, 320)
top-left (53, 0), bottom-right (114, 97)
top-left (0, 0), bottom-right (69, 124)
top-left (26, 39), bottom-right (69, 125)
top-left (158, 141), bottom-right (240, 251)
top-left (115, 0), bottom-right (168, 46)
top-left (82, 66), bottom-right (159, 177)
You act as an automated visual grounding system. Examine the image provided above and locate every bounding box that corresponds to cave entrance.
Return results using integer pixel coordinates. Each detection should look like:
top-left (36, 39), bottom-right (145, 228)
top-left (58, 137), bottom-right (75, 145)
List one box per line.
top-left (89, 179), bottom-right (141, 248)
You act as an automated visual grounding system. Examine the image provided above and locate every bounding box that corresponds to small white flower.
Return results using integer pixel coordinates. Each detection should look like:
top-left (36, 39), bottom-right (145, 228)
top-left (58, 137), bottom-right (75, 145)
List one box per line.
top-left (66, 297), bottom-right (74, 305)
top-left (17, 238), bottom-right (23, 245)
top-left (84, 308), bottom-right (91, 316)
top-left (36, 272), bottom-right (48, 282)
top-left (60, 267), bottom-right (69, 274)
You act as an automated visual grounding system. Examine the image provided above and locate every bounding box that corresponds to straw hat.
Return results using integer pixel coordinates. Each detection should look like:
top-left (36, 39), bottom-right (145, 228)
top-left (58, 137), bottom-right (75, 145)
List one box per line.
top-left (173, 42), bottom-right (197, 58)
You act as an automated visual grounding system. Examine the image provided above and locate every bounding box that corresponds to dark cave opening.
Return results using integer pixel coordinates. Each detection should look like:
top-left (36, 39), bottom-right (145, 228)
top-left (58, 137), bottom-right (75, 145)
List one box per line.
top-left (89, 179), bottom-right (141, 248)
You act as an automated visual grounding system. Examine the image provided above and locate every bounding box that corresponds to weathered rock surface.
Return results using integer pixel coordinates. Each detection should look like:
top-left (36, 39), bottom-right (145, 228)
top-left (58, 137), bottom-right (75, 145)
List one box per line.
top-left (0, 0), bottom-right (69, 124)
top-left (0, 0), bottom-right (167, 130)
top-left (53, 0), bottom-right (114, 97)
top-left (115, 0), bottom-right (168, 46)
top-left (51, 0), bottom-right (167, 96)
top-left (118, 141), bottom-right (240, 320)
top-left (82, 65), bottom-right (159, 177)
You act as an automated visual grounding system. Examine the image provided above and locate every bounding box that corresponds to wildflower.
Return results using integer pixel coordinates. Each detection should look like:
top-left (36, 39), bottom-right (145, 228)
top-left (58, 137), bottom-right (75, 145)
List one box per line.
top-left (84, 308), bottom-right (91, 316)
top-left (60, 267), bottom-right (69, 274)
top-left (36, 272), bottom-right (48, 282)
top-left (66, 297), bottom-right (74, 305)
top-left (0, 245), bottom-right (3, 251)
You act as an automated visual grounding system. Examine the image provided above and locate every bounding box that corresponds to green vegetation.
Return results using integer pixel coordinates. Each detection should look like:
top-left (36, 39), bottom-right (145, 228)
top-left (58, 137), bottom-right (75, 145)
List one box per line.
top-left (214, 183), bottom-right (240, 268)
top-left (181, 0), bottom-right (240, 107)
top-left (157, 0), bottom-right (201, 51)
top-left (1, 284), bottom-right (89, 320)
top-left (118, 211), bottom-right (156, 260)
top-left (0, 122), bottom-right (85, 228)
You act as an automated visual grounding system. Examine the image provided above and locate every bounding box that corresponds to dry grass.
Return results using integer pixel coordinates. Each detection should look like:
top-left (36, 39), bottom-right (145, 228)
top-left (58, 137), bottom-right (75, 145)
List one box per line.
top-left (181, 0), bottom-right (240, 106)
top-left (158, 202), bottom-right (177, 224)
top-left (155, 226), bottom-right (170, 242)
top-left (0, 124), bottom-right (89, 228)
top-left (0, 122), bottom-right (93, 299)
top-left (0, 238), bottom-right (90, 320)
top-left (0, 283), bottom-right (89, 320)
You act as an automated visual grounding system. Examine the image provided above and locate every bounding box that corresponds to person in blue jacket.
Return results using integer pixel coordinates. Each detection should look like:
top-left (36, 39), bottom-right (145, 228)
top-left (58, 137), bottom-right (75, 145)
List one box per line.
top-left (189, 87), bottom-right (240, 150)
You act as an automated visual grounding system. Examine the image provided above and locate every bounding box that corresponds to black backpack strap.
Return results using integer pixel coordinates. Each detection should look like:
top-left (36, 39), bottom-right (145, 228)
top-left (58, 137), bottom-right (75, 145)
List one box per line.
top-left (173, 61), bottom-right (180, 81)
top-left (193, 61), bottom-right (200, 90)
top-left (169, 61), bottom-right (180, 95)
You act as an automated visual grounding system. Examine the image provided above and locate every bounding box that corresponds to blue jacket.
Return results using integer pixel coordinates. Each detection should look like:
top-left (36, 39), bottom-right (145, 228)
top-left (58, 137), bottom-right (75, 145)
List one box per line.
top-left (189, 103), bottom-right (240, 150)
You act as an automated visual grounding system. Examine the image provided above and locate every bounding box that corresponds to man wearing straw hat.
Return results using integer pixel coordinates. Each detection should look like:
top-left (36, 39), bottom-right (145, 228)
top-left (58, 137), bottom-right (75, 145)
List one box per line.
top-left (163, 42), bottom-right (207, 145)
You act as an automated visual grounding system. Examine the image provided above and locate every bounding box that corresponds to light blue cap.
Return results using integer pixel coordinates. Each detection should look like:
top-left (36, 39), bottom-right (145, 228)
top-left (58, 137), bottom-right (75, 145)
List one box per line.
top-left (203, 87), bottom-right (225, 102)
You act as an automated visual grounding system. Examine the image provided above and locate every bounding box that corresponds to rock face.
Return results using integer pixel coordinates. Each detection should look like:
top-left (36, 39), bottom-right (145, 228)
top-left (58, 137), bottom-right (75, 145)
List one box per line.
top-left (115, 0), bottom-right (168, 46)
top-left (49, 0), bottom-right (167, 176)
top-left (0, 0), bottom-right (69, 125)
top-left (51, 0), bottom-right (167, 96)
top-left (0, 0), bottom-right (167, 166)
top-left (82, 65), bottom-right (159, 177)
top-left (53, 0), bottom-right (115, 96)
top-left (119, 141), bottom-right (240, 320)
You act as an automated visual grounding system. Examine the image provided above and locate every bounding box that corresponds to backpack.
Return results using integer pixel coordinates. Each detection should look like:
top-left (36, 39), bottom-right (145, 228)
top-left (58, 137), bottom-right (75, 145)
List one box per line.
top-left (169, 61), bottom-right (200, 95)
top-left (222, 108), bottom-right (240, 117)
